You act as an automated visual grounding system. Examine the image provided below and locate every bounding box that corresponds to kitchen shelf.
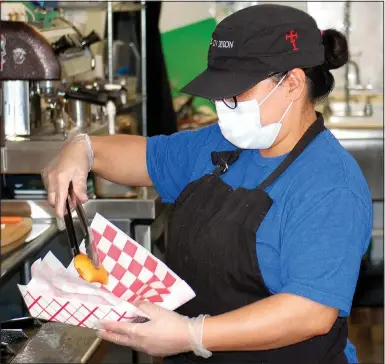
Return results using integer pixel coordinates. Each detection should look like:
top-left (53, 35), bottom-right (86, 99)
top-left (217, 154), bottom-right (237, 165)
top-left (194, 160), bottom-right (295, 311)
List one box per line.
top-left (57, 2), bottom-right (143, 12)
top-left (111, 2), bottom-right (143, 12)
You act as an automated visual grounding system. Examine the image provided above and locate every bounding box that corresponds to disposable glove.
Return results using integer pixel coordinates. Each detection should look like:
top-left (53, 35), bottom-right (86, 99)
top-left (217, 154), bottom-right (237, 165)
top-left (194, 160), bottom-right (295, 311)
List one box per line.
top-left (96, 301), bottom-right (212, 359)
top-left (41, 133), bottom-right (94, 230)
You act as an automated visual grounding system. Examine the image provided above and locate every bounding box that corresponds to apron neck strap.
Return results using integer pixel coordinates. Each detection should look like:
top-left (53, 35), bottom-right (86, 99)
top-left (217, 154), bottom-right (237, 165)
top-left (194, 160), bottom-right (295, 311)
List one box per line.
top-left (258, 112), bottom-right (326, 189)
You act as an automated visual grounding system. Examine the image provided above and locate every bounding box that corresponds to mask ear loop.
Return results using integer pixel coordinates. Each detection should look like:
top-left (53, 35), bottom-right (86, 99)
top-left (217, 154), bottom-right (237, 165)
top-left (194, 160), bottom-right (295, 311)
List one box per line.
top-left (259, 74), bottom-right (288, 106)
top-left (277, 100), bottom-right (294, 124)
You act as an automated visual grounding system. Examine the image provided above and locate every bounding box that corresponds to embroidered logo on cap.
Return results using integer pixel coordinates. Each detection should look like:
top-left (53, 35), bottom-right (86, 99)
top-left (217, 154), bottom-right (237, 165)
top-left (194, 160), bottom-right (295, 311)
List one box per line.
top-left (210, 37), bottom-right (235, 49)
top-left (285, 30), bottom-right (298, 51)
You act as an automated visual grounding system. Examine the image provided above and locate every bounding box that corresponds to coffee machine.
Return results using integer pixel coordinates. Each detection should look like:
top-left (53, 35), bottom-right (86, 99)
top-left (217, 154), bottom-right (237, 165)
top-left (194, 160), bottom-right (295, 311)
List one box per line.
top-left (0, 20), bottom-right (63, 174)
top-left (0, 20), bottom-right (61, 138)
top-left (0, 18), bottom-right (115, 175)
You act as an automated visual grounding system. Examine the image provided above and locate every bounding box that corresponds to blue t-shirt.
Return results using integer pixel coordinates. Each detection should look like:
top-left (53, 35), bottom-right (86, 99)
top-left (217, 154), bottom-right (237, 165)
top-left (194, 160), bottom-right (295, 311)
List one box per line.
top-left (146, 123), bottom-right (372, 364)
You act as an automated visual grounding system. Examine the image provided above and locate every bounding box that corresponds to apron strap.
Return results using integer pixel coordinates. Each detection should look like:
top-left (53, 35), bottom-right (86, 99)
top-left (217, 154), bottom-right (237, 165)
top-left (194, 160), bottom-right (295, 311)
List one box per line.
top-left (258, 113), bottom-right (326, 190)
top-left (211, 149), bottom-right (243, 176)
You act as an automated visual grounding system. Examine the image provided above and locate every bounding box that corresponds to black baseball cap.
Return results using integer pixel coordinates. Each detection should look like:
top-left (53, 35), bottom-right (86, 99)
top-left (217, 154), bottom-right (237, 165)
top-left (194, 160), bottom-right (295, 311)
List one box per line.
top-left (181, 4), bottom-right (324, 100)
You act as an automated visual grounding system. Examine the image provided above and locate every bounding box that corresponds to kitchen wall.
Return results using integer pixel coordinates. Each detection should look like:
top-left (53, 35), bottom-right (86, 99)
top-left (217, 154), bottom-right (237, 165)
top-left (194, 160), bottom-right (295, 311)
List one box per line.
top-left (307, 1), bottom-right (384, 92)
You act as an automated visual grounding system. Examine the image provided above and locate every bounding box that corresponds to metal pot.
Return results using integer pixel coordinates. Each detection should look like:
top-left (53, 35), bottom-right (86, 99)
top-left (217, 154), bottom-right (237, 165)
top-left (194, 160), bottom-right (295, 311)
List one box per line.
top-left (66, 99), bottom-right (92, 130)
top-left (93, 175), bottom-right (138, 199)
top-left (2, 81), bottom-right (30, 138)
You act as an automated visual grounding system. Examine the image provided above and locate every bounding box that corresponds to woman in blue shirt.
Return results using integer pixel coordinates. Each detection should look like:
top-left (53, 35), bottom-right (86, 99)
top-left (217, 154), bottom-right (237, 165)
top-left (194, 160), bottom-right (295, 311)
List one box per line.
top-left (43, 4), bottom-right (372, 364)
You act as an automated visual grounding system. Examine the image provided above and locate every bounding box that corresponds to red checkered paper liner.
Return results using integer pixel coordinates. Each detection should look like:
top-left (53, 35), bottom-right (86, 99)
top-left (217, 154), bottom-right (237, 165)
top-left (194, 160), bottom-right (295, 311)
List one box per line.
top-left (18, 213), bottom-right (195, 329)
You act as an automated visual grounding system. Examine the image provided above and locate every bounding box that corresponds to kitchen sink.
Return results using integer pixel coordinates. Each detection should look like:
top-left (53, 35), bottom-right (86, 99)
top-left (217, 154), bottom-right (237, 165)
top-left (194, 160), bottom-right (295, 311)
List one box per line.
top-left (324, 102), bottom-right (383, 126)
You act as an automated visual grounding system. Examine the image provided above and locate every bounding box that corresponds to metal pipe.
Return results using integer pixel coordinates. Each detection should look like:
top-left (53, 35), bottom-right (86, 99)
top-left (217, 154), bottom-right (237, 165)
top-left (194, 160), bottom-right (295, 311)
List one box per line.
top-left (343, 1), bottom-right (351, 116)
top-left (3, 81), bottom-right (30, 138)
top-left (107, 1), bottom-right (114, 84)
top-left (0, 83), bottom-right (5, 148)
top-left (141, 1), bottom-right (147, 137)
top-left (347, 59), bottom-right (361, 86)
top-left (107, 100), bottom-right (116, 135)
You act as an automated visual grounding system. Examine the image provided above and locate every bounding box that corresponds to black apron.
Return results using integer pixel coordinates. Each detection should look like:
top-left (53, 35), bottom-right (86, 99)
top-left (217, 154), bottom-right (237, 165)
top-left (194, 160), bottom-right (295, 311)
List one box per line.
top-left (164, 114), bottom-right (348, 364)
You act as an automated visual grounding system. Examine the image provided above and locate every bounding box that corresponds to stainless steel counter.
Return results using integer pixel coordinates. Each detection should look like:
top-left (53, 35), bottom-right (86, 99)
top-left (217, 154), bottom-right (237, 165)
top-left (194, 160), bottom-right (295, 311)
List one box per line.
top-left (11, 322), bottom-right (105, 364)
top-left (1, 140), bottom-right (63, 174)
top-left (1, 124), bottom-right (108, 174)
top-left (0, 188), bottom-right (166, 283)
top-left (1, 189), bottom-right (165, 364)
top-left (83, 187), bottom-right (163, 220)
top-left (1, 221), bottom-right (58, 282)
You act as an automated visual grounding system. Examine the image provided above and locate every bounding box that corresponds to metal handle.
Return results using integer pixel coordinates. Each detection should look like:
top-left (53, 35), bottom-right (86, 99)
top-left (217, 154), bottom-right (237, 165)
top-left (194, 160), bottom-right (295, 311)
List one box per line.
top-left (64, 185), bottom-right (80, 257)
top-left (74, 196), bottom-right (101, 269)
top-left (64, 90), bottom-right (108, 106)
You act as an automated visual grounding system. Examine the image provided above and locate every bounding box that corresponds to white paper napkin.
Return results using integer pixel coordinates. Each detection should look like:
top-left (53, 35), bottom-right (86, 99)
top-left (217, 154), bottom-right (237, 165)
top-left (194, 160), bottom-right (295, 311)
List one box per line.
top-left (18, 213), bottom-right (195, 328)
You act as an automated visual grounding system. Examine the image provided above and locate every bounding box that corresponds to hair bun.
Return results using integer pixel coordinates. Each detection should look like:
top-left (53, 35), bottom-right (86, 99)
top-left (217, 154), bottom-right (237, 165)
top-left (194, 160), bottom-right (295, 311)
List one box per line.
top-left (322, 29), bottom-right (349, 70)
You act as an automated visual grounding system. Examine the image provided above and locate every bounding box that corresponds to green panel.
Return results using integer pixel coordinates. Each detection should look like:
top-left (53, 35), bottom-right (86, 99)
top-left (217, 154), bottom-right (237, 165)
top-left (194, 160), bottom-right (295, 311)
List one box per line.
top-left (161, 18), bottom-right (217, 109)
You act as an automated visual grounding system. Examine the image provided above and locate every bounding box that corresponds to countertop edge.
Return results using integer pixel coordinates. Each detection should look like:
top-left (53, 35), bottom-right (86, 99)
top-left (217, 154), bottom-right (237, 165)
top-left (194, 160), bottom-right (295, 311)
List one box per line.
top-left (1, 222), bottom-right (58, 282)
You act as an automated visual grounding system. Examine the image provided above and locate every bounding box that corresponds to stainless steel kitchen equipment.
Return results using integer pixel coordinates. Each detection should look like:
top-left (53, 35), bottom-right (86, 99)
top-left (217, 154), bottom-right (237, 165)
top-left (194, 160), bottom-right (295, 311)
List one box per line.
top-left (0, 17), bottom-right (103, 171)
top-left (93, 176), bottom-right (139, 199)
top-left (1, 5), bottom-right (155, 363)
top-left (0, 317), bottom-right (45, 364)
top-left (2, 81), bottom-right (30, 137)
top-left (0, 16), bottom-right (103, 139)
top-left (0, 21), bottom-right (61, 141)
top-left (1, 2), bottom-right (147, 175)
top-left (67, 99), bottom-right (91, 130)
top-left (1, 190), bottom-right (168, 364)
top-left (0, 317), bottom-right (105, 364)
top-left (341, 1), bottom-right (375, 118)
top-left (42, 18), bottom-right (100, 80)
top-left (30, 17), bottom-right (103, 136)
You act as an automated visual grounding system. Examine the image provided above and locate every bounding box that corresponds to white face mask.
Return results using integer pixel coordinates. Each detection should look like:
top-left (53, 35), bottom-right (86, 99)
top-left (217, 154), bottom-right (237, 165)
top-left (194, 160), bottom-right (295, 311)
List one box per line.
top-left (216, 75), bottom-right (293, 150)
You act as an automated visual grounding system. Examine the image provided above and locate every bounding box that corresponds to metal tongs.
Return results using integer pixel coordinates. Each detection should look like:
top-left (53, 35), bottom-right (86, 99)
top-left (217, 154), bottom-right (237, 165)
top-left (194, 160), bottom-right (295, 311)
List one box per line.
top-left (64, 183), bottom-right (101, 269)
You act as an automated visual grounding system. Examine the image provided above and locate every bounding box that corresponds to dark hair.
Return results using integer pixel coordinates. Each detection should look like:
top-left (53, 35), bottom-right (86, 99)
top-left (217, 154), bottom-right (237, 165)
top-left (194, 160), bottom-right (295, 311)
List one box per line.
top-left (272, 28), bottom-right (349, 102)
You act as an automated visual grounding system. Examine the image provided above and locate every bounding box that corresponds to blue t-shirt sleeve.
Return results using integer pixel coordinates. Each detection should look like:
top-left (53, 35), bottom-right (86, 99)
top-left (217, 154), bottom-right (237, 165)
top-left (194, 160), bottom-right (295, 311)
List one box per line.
top-left (146, 127), bottom-right (212, 203)
top-left (280, 187), bottom-right (372, 316)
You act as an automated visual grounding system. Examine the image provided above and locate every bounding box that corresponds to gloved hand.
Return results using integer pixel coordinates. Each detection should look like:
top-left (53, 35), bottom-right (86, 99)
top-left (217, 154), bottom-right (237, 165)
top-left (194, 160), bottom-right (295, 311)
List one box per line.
top-left (96, 301), bottom-right (212, 359)
top-left (41, 133), bottom-right (94, 230)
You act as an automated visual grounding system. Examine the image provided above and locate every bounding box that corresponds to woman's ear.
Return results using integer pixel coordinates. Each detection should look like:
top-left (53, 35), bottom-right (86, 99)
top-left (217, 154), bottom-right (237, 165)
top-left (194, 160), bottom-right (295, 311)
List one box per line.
top-left (286, 68), bottom-right (306, 101)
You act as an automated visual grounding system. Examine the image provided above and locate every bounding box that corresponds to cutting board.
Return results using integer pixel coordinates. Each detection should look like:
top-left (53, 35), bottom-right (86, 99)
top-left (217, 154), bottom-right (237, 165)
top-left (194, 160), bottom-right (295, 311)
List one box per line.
top-left (1, 217), bottom-right (33, 255)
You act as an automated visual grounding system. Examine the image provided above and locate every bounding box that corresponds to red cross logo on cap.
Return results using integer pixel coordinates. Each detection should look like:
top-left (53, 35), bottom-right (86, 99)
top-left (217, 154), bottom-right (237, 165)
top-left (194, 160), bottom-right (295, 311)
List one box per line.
top-left (285, 30), bottom-right (298, 51)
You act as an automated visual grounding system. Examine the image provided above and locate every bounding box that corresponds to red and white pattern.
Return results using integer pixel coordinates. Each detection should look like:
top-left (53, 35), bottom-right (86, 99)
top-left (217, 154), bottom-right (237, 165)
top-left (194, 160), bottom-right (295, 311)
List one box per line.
top-left (18, 213), bottom-right (195, 329)
top-left (91, 217), bottom-right (177, 303)
top-left (19, 289), bottom-right (142, 327)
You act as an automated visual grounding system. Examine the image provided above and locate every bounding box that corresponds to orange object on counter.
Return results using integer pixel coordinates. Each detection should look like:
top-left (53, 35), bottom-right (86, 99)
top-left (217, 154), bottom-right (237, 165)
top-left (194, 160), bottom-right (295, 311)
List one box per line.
top-left (1, 216), bottom-right (23, 224)
top-left (74, 254), bottom-right (109, 285)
